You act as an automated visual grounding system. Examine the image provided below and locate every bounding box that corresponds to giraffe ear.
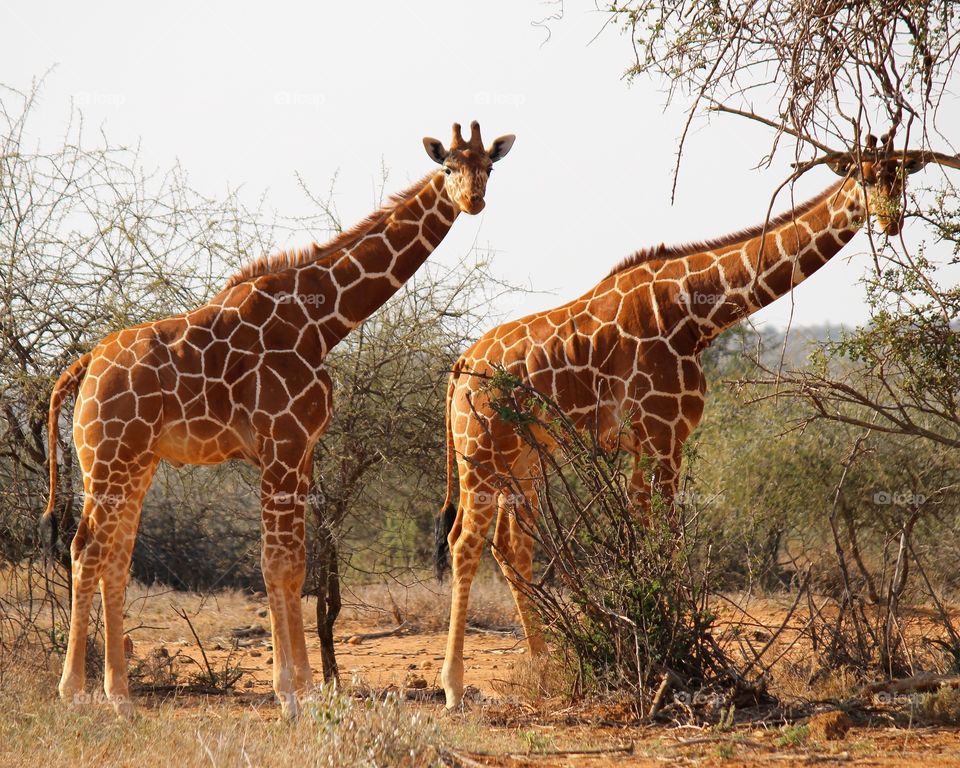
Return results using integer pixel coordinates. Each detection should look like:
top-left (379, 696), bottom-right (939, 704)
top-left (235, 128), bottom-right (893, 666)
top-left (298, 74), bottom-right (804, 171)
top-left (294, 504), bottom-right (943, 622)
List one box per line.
top-left (902, 156), bottom-right (926, 175)
top-left (826, 157), bottom-right (853, 177)
top-left (423, 137), bottom-right (448, 164)
top-left (487, 134), bottom-right (516, 163)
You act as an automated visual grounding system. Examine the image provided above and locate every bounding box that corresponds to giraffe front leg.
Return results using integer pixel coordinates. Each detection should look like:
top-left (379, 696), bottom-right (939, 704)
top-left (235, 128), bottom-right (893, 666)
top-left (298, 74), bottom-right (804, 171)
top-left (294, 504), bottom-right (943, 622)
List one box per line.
top-left (284, 547), bottom-right (313, 695)
top-left (101, 571), bottom-right (134, 719)
top-left (628, 452), bottom-right (681, 536)
top-left (59, 508), bottom-right (101, 706)
top-left (260, 458), bottom-right (312, 718)
top-left (492, 490), bottom-right (547, 656)
top-left (441, 481), bottom-right (496, 709)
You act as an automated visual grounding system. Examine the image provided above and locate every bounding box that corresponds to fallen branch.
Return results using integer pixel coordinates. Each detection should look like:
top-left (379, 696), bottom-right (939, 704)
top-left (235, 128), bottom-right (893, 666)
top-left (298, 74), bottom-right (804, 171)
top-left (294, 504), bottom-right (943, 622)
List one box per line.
top-left (344, 621), bottom-right (407, 644)
top-left (861, 673), bottom-right (960, 696)
top-left (441, 742), bottom-right (635, 765)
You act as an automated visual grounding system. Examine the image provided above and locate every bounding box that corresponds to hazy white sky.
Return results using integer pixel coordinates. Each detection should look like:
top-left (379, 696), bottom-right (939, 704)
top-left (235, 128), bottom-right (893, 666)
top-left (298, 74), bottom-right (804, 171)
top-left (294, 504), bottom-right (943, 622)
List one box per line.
top-left (4, 0), bottom-right (959, 330)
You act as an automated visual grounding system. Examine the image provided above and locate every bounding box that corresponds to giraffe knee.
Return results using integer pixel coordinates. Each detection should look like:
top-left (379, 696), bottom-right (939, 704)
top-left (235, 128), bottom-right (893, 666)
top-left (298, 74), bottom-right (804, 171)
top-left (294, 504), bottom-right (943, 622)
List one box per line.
top-left (262, 551), bottom-right (305, 590)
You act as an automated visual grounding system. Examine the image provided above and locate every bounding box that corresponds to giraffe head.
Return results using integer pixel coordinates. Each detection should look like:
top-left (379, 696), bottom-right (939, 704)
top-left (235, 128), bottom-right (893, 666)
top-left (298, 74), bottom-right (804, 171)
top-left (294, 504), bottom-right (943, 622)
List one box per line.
top-left (826, 133), bottom-right (934, 236)
top-left (423, 121), bottom-right (515, 214)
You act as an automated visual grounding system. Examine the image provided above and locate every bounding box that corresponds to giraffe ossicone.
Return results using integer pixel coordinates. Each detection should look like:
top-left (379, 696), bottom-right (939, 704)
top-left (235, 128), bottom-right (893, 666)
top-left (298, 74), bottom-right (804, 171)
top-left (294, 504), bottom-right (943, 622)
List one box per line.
top-left (434, 145), bottom-right (947, 710)
top-left (42, 121), bottom-right (515, 719)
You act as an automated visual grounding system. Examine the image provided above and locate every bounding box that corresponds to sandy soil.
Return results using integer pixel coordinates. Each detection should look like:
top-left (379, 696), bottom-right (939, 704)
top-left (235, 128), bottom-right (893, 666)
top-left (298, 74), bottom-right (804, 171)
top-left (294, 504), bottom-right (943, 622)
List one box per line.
top-left (137, 619), bottom-right (522, 699)
top-left (127, 615), bottom-right (960, 767)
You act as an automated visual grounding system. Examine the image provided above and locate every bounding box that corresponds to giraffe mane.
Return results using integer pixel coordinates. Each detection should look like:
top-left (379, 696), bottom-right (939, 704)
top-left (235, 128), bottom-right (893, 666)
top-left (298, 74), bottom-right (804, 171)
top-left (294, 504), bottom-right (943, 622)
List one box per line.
top-left (606, 180), bottom-right (845, 277)
top-left (223, 172), bottom-right (437, 289)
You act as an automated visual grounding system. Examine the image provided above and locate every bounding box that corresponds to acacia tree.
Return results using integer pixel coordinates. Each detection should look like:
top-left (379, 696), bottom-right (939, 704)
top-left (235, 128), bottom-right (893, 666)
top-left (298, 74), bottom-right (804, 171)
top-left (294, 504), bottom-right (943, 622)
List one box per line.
top-left (306, 257), bottom-right (515, 682)
top-left (0, 81), bottom-right (326, 574)
top-left (602, 1), bottom-right (960, 676)
top-left (599, 2), bottom-right (960, 473)
top-left (609, 2), bottom-right (960, 173)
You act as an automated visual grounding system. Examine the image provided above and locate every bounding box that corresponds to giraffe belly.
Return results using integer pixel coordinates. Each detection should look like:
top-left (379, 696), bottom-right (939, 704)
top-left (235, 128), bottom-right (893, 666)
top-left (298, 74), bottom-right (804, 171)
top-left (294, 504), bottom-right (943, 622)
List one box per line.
top-left (154, 422), bottom-right (253, 466)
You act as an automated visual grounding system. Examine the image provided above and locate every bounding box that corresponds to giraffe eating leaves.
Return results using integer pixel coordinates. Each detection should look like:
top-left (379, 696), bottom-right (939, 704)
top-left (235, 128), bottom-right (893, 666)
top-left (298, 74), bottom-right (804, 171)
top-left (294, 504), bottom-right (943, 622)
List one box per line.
top-left (43, 121), bottom-right (515, 719)
top-left (433, 139), bottom-right (960, 709)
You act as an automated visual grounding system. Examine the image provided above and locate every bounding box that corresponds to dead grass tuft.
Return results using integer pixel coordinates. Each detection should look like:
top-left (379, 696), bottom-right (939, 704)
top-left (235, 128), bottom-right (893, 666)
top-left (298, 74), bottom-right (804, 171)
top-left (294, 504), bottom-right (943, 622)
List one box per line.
top-left (340, 573), bottom-right (517, 633)
top-left (490, 653), bottom-right (569, 702)
top-left (807, 710), bottom-right (852, 741)
top-left (914, 686), bottom-right (960, 725)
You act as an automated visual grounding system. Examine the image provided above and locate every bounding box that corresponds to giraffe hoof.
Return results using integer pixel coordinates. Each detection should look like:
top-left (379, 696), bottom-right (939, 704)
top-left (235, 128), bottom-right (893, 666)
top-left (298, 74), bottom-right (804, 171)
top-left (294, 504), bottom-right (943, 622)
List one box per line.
top-left (59, 681), bottom-right (87, 707)
top-left (110, 695), bottom-right (136, 720)
top-left (277, 692), bottom-right (301, 720)
top-left (443, 690), bottom-right (465, 711)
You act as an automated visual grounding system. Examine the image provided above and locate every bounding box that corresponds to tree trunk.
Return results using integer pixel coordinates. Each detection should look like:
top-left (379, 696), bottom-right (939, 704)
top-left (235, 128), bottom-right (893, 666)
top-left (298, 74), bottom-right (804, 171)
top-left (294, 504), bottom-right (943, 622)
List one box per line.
top-left (314, 511), bottom-right (342, 684)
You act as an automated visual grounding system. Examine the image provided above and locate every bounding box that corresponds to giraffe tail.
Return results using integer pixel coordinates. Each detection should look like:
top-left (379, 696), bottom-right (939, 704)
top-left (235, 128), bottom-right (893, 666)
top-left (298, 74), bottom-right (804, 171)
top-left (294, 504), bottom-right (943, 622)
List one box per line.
top-left (40, 353), bottom-right (91, 552)
top-left (434, 364), bottom-right (461, 582)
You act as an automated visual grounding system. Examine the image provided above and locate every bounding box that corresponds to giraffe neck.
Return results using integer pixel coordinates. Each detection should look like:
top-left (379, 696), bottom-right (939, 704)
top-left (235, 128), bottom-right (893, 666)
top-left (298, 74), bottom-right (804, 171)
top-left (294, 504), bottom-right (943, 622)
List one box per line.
top-left (672, 178), bottom-right (866, 348)
top-left (297, 172), bottom-right (459, 348)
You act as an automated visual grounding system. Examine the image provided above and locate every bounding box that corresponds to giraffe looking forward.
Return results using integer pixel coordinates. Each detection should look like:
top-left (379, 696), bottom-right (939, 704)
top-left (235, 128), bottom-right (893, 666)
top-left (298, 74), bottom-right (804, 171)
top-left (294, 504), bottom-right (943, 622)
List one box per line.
top-left (43, 121), bottom-right (515, 719)
top-left (434, 144), bottom-right (954, 709)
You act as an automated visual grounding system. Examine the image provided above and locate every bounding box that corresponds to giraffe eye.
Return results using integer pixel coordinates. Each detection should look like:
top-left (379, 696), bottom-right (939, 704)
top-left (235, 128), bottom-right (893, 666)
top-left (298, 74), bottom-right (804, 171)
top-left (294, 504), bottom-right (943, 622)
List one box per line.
top-left (444, 167), bottom-right (452, 176)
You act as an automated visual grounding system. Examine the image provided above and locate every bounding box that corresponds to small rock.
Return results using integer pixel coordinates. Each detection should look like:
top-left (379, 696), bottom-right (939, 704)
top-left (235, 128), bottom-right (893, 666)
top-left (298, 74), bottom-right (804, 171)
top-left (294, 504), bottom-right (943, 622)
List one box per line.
top-left (421, 661), bottom-right (432, 669)
top-left (406, 677), bottom-right (428, 690)
top-left (266, 656), bottom-right (273, 665)
top-left (249, 650), bottom-right (262, 658)
top-left (244, 680), bottom-right (254, 689)
top-left (407, 663), bottom-right (417, 670)
top-left (808, 711), bottom-right (851, 741)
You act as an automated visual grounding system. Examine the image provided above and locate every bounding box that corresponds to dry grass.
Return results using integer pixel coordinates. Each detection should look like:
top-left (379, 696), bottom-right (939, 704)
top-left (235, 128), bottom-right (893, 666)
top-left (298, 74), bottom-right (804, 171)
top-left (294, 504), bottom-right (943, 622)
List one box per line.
top-left (10, 563), bottom-right (960, 768)
top-left (6, 571), bottom-right (960, 767)
top-left (124, 582), bottom-right (259, 645)
top-left (0, 664), bottom-right (442, 768)
top-left (490, 653), bottom-right (571, 702)
top-left (339, 572), bottom-right (517, 633)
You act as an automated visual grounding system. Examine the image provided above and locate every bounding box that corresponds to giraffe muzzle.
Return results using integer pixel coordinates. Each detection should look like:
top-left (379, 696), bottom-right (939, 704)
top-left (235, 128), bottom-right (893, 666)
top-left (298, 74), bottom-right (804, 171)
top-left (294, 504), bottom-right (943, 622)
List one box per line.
top-left (463, 197), bottom-right (486, 215)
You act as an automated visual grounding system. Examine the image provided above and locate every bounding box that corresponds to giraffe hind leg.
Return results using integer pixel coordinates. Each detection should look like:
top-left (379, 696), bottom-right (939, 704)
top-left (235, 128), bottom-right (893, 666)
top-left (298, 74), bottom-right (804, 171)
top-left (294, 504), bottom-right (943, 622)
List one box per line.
top-left (441, 477), bottom-right (497, 709)
top-left (59, 462), bottom-right (157, 715)
top-left (59, 504), bottom-right (100, 705)
top-left (492, 489), bottom-right (547, 656)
